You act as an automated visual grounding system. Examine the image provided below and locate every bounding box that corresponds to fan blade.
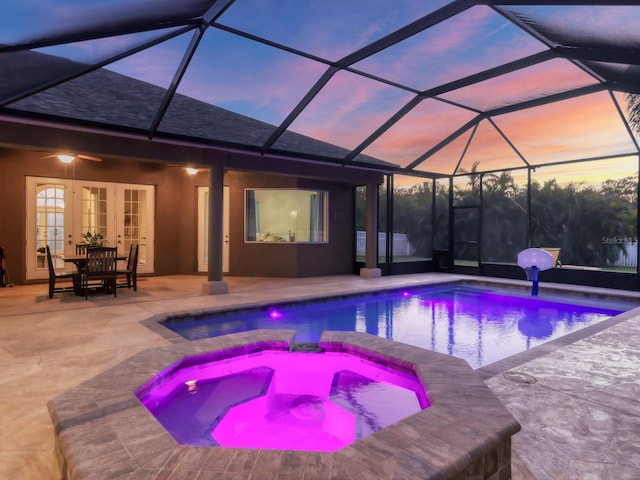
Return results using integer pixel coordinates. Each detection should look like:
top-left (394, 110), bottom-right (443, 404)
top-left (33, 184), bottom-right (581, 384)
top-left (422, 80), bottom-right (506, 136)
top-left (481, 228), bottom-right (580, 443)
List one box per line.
top-left (42, 153), bottom-right (75, 163)
top-left (41, 153), bottom-right (101, 162)
top-left (78, 154), bottom-right (102, 162)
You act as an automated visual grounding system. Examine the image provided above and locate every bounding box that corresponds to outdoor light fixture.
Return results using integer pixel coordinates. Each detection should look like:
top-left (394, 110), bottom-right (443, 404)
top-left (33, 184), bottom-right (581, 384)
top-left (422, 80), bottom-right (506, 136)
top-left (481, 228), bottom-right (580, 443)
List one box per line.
top-left (185, 167), bottom-right (198, 175)
top-left (57, 154), bottom-right (75, 163)
top-left (184, 379), bottom-right (198, 394)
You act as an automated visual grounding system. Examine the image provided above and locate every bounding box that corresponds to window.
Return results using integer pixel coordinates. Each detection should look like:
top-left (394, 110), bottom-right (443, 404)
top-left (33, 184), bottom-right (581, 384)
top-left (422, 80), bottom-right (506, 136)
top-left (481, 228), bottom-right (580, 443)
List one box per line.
top-left (245, 189), bottom-right (328, 243)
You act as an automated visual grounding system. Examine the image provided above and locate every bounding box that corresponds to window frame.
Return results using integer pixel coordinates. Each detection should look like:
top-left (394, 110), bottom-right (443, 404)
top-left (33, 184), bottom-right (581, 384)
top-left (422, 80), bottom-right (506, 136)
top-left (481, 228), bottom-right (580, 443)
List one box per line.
top-left (244, 188), bottom-right (329, 244)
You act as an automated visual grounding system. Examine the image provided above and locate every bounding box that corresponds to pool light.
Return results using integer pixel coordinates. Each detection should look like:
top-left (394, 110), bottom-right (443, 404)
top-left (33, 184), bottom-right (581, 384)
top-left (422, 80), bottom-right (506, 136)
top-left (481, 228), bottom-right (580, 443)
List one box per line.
top-left (185, 379), bottom-right (198, 394)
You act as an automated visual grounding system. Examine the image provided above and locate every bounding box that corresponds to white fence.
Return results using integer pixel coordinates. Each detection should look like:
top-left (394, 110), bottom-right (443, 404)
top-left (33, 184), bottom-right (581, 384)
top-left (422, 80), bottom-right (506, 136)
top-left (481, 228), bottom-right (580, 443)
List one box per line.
top-left (355, 234), bottom-right (637, 266)
top-left (614, 241), bottom-right (638, 267)
top-left (356, 231), bottom-right (415, 257)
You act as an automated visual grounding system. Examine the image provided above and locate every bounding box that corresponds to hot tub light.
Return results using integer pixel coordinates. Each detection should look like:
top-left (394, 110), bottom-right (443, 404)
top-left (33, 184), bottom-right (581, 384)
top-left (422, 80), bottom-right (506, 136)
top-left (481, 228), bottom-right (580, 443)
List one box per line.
top-left (402, 291), bottom-right (411, 297)
top-left (268, 309), bottom-right (283, 320)
top-left (185, 379), bottom-right (198, 394)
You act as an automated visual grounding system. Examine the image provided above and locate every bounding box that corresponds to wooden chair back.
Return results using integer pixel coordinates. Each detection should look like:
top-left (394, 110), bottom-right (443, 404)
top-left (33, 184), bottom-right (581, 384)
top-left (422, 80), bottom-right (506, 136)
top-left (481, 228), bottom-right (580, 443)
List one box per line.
top-left (117, 243), bottom-right (139, 290)
top-left (45, 245), bottom-right (56, 277)
top-left (126, 243), bottom-right (138, 270)
top-left (85, 247), bottom-right (118, 275)
top-left (131, 244), bottom-right (139, 268)
top-left (83, 247), bottom-right (118, 298)
top-left (46, 245), bottom-right (76, 298)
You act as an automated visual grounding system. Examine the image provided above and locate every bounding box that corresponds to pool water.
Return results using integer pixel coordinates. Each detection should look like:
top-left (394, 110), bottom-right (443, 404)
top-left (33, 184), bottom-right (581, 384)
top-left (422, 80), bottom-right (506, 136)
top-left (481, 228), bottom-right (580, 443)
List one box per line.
top-left (163, 284), bottom-right (629, 369)
top-left (137, 350), bottom-right (428, 450)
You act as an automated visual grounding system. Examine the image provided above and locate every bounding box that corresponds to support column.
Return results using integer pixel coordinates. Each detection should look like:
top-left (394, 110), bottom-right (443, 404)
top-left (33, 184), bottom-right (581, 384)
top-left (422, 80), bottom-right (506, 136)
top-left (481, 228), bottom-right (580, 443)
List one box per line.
top-left (360, 182), bottom-right (381, 278)
top-left (202, 163), bottom-right (228, 295)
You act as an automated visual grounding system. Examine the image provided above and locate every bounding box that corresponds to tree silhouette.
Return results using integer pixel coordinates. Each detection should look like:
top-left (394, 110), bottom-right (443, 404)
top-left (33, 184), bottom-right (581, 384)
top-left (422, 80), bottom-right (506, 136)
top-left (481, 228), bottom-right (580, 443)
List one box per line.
top-left (625, 93), bottom-right (640, 135)
top-left (482, 172), bottom-right (527, 263)
top-left (356, 167), bottom-right (636, 269)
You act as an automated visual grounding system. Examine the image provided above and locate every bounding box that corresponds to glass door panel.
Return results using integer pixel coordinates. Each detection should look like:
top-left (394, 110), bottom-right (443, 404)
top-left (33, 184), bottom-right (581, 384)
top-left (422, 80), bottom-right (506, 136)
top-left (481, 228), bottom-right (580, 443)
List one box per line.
top-left (33, 181), bottom-right (73, 273)
top-left (198, 186), bottom-right (209, 272)
top-left (79, 185), bottom-right (108, 246)
top-left (116, 184), bottom-right (154, 274)
top-left (197, 186), bottom-right (229, 273)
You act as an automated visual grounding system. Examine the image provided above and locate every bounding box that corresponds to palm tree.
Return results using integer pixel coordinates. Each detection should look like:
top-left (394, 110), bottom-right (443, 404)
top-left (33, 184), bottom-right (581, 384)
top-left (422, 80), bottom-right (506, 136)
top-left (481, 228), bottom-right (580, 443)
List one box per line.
top-left (482, 172), bottom-right (528, 263)
top-left (392, 182), bottom-right (434, 258)
top-left (625, 93), bottom-right (640, 135)
top-left (531, 179), bottom-right (632, 267)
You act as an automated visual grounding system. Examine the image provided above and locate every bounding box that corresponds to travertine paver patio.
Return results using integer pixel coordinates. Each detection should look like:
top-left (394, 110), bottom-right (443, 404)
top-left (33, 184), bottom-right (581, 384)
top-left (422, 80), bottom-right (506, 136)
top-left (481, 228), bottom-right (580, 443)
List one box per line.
top-left (482, 314), bottom-right (640, 479)
top-left (1, 273), bottom-right (639, 479)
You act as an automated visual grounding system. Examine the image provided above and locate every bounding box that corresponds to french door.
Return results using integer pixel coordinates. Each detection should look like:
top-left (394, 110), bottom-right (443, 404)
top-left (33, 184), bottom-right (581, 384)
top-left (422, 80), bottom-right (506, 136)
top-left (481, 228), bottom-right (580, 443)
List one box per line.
top-left (26, 177), bottom-right (154, 280)
top-left (197, 186), bottom-right (229, 273)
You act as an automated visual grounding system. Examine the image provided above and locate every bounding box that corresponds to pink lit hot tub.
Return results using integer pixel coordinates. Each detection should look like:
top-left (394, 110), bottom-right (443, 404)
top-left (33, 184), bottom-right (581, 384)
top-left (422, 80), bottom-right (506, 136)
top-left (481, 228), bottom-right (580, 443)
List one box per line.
top-left (137, 348), bottom-right (430, 452)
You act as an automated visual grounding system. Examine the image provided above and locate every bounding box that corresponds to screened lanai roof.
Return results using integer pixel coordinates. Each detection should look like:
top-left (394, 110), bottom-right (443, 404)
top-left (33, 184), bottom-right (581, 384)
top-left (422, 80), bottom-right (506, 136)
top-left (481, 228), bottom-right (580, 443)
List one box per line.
top-left (2, 1), bottom-right (640, 177)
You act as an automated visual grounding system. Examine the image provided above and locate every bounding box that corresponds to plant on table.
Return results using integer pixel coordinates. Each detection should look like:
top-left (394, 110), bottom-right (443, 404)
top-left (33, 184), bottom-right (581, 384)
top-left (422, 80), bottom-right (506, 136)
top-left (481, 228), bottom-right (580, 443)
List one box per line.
top-left (80, 231), bottom-right (105, 247)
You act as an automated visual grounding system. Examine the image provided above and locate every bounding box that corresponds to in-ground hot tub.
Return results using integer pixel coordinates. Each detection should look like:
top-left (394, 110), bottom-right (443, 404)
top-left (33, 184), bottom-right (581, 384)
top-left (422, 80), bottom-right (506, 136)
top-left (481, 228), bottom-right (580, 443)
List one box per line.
top-left (136, 347), bottom-right (429, 451)
top-left (48, 330), bottom-right (521, 480)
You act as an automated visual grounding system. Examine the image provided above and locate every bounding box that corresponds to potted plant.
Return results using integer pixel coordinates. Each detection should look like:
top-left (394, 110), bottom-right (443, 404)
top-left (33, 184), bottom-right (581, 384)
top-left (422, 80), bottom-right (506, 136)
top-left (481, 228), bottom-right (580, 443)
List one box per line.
top-left (80, 231), bottom-right (105, 247)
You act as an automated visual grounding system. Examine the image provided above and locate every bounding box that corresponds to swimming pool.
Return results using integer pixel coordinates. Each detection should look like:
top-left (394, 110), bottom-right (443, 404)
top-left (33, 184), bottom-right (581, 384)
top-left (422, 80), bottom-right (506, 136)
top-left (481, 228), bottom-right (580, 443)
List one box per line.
top-left (163, 283), bottom-right (630, 369)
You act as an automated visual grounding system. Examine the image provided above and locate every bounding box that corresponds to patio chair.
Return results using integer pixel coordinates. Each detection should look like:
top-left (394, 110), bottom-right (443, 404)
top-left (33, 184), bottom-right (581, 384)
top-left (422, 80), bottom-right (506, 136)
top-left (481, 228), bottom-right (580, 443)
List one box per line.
top-left (76, 243), bottom-right (89, 255)
top-left (117, 243), bottom-right (139, 291)
top-left (82, 246), bottom-right (118, 299)
top-left (46, 246), bottom-right (78, 298)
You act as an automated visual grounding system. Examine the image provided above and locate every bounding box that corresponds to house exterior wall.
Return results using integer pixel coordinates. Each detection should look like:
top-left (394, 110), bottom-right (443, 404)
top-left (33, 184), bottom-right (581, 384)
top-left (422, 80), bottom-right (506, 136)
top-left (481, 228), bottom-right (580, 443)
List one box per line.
top-left (0, 148), bottom-right (26, 284)
top-left (225, 171), bottom-right (355, 278)
top-left (0, 147), bottom-right (357, 284)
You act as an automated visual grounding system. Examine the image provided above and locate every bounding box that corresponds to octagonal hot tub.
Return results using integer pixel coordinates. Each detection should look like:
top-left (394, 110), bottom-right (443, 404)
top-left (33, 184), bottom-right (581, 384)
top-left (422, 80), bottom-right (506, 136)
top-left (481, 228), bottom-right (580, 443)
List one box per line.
top-left (136, 348), bottom-right (429, 451)
top-left (48, 330), bottom-right (520, 480)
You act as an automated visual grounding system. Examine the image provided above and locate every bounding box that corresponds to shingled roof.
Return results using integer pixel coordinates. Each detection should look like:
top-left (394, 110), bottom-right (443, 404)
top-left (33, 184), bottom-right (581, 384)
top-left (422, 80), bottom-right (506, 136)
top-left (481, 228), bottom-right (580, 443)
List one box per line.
top-left (6, 52), bottom-right (392, 168)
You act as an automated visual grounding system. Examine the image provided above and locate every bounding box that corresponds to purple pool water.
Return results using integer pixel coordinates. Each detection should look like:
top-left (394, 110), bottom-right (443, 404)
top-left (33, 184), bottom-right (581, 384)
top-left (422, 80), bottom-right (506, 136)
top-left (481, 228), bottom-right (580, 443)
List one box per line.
top-left (137, 349), bottom-right (429, 451)
top-left (164, 284), bottom-right (631, 369)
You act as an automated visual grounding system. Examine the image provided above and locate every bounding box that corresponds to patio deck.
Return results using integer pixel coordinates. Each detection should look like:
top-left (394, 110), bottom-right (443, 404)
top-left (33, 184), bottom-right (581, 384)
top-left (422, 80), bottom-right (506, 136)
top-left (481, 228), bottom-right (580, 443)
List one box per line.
top-left (1, 273), bottom-right (639, 479)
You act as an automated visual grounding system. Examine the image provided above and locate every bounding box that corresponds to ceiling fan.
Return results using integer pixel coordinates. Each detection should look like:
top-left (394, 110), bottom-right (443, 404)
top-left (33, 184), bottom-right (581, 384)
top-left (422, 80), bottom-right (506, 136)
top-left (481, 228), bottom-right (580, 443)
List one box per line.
top-left (42, 153), bottom-right (102, 163)
top-left (166, 163), bottom-right (203, 175)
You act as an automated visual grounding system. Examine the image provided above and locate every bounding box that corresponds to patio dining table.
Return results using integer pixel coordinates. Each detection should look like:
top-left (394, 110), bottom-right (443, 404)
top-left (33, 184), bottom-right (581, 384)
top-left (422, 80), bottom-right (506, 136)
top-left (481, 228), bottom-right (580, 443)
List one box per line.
top-left (62, 253), bottom-right (127, 295)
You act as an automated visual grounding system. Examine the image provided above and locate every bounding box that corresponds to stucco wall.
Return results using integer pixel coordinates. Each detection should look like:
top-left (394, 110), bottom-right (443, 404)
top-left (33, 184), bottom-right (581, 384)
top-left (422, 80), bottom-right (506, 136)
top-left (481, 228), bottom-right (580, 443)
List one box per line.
top-left (224, 171), bottom-right (355, 277)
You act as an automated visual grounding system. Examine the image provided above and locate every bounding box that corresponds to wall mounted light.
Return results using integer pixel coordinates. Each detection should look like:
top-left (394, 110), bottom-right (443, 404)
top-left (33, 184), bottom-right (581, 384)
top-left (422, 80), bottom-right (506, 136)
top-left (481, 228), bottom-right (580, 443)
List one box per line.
top-left (185, 167), bottom-right (199, 175)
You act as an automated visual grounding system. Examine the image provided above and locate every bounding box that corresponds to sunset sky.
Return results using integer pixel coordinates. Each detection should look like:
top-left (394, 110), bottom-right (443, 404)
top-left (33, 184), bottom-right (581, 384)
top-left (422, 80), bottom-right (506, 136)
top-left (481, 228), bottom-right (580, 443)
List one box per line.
top-left (2, 1), bottom-right (640, 182)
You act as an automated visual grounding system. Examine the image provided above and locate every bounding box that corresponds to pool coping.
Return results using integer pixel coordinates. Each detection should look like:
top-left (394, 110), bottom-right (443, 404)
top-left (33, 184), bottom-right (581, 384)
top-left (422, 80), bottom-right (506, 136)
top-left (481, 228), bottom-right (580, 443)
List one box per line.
top-left (48, 330), bottom-right (520, 479)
